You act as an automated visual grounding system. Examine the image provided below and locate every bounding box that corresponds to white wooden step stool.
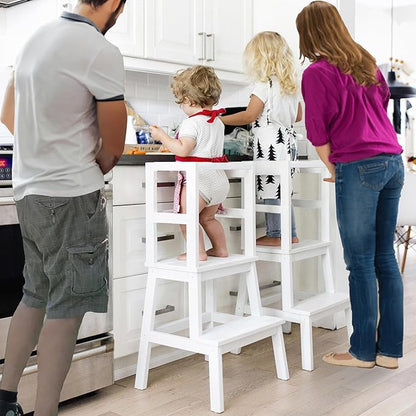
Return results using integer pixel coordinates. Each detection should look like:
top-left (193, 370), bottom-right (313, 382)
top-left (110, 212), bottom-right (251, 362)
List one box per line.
top-left (135, 161), bottom-right (289, 413)
top-left (235, 160), bottom-right (351, 372)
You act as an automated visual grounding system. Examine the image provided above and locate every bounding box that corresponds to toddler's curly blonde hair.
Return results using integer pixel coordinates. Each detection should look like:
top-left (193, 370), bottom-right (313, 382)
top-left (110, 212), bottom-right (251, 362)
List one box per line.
top-left (171, 65), bottom-right (222, 107)
top-left (243, 31), bottom-right (298, 96)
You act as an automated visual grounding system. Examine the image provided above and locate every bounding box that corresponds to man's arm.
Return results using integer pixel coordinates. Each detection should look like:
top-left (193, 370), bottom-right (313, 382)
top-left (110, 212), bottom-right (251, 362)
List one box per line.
top-left (96, 100), bottom-right (127, 174)
top-left (0, 72), bottom-right (15, 135)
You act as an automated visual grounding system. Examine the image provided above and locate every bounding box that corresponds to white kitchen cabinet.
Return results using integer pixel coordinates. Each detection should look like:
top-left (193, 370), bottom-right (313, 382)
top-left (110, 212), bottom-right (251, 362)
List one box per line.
top-left (113, 203), bottom-right (183, 279)
top-left (111, 164), bottom-right (187, 367)
top-left (145, 0), bottom-right (253, 73)
top-left (113, 275), bottom-right (185, 358)
top-left (106, 0), bottom-right (144, 58)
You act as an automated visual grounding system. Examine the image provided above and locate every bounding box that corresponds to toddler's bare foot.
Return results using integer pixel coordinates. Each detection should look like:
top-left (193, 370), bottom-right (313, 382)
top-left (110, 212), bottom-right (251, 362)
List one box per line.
top-left (206, 248), bottom-right (229, 258)
top-left (177, 252), bottom-right (208, 261)
top-left (256, 236), bottom-right (300, 246)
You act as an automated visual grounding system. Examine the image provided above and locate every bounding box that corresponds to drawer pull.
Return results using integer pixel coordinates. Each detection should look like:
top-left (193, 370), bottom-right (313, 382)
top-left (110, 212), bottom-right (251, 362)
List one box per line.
top-left (229, 225), bottom-right (241, 232)
top-left (141, 182), bottom-right (175, 188)
top-left (229, 280), bottom-right (280, 296)
top-left (229, 178), bottom-right (241, 183)
top-left (155, 305), bottom-right (175, 316)
top-left (141, 234), bottom-right (175, 243)
top-left (142, 304), bottom-right (175, 316)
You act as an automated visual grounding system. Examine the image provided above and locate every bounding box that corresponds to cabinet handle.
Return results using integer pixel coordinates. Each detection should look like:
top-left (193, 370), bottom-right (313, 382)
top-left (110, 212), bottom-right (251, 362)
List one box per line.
top-left (229, 280), bottom-right (280, 296)
top-left (198, 32), bottom-right (206, 61)
top-left (206, 33), bottom-right (215, 62)
top-left (229, 225), bottom-right (241, 232)
top-left (142, 305), bottom-right (176, 316)
top-left (141, 182), bottom-right (175, 188)
top-left (155, 304), bottom-right (175, 316)
top-left (141, 234), bottom-right (175, 243)
top-left (229, 178), bottom-right (241, 184)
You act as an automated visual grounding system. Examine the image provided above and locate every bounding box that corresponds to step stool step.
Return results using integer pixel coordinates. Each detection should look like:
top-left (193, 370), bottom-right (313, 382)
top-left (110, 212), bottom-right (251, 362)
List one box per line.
top-left (198, 315), bottom-right (285, 348)
top-left (286, 292), bottom-right (350, 317)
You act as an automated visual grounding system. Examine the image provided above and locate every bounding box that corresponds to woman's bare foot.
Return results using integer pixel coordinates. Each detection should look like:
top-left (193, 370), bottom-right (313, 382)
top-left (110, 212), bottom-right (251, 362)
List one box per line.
top-left (206, 248), bottom-right (229, 257)
top-left (177, 252), bottom-right (208, 261)
top-left (256, 236), bottom-right (300, 246)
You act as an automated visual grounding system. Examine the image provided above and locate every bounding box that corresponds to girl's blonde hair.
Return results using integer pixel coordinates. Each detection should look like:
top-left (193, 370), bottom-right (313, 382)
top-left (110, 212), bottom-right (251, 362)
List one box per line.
top-left (296, 1), bottom-right (378, 86)
top-left (171, 65), bottom-right (222, 107)
top-left (243, 31), bottom-right (298, 95)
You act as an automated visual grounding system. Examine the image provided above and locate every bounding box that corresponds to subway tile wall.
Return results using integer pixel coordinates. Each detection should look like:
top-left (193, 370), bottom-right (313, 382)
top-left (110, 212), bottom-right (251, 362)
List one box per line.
top-left (124, 71), bottom-right (251, 133)
top-left (124, 71), bottom-right (309, 157)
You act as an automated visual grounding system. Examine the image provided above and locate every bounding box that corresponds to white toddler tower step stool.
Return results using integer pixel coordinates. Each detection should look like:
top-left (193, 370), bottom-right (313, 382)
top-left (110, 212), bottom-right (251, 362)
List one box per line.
top-left (235, 160), bottom-right (351, 372)
top-left (135, 161), bottom-right (289, 413)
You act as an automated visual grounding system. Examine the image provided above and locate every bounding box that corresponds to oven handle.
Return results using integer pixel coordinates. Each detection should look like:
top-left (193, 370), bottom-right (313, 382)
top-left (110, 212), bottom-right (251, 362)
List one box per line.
top-left (20, 343), bottom-right (110, 377)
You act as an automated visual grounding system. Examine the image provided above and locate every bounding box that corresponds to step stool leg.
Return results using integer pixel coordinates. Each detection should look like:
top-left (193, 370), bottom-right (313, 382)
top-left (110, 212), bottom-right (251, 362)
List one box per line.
top-left (188, 273), bottom-right (202, 339)
top-left (271, 326), bottom-right (289, 380)
top-left (135, 270), bottom-right (158, 389)
top-left (204, 280), bottom-right (216, 361)
top-left (300, 318), bottom-right (314, 371)
top-left (246, 262), bottom-right (262, 316)
top-left (282, 321), bottom-right (292, 334)
top-left (234, 274), bottom-right (247, 317)
top-left (208, 351), bottom-right (224, 413)
top-left (345, 305), bottom-right (353, 338)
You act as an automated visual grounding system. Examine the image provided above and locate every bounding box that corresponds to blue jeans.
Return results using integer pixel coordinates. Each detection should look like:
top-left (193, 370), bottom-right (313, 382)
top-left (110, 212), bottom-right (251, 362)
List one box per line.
top-left (263, 199), bottom-right (297, 238)
top-left (335, 153), bottom-right (404, 361)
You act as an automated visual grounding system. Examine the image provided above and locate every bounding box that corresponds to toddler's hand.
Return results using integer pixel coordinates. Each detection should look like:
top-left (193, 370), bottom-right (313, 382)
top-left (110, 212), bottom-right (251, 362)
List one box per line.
top-left (149, 125), bottom-right (164, 142)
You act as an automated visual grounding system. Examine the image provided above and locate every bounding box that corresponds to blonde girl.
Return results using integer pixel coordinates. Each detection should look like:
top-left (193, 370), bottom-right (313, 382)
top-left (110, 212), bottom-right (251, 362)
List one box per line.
top-left (221, 31), bottom-right (302, 246)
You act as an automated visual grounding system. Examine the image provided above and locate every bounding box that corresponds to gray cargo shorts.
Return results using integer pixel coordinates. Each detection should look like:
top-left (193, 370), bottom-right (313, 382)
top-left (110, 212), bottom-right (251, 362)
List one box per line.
top-left (15, 189), bottom-right (109, 319)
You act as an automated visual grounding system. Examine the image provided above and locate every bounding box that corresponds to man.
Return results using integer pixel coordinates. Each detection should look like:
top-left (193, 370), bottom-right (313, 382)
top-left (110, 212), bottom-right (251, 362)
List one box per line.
top-left (0, 1), bottom-right (127, 415)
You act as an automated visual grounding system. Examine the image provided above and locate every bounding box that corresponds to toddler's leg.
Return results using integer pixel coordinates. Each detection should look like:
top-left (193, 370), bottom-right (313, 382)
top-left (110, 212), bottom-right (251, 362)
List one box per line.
top-left (200, 204), bottom-right (229, 258)
top-left (177, 188), bottom-right (208, 261)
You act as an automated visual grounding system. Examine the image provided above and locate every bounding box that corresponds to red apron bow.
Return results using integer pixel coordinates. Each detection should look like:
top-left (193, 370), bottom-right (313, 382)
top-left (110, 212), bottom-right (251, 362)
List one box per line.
top-left (190, 108), bottom-right (226, 123)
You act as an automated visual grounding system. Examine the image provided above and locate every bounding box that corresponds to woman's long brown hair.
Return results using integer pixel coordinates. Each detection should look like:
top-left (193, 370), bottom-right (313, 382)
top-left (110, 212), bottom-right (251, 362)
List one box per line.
top-left (296, 1), bottom-right (378, 86)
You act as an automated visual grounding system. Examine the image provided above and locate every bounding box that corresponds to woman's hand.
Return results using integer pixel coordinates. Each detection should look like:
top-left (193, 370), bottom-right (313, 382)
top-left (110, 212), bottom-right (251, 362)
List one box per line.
top-left (324, 163), bottom-right (336, 182)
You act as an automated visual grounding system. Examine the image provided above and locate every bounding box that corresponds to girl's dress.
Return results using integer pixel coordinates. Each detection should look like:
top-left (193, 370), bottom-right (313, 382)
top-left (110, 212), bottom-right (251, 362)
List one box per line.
top-left (252, 76), bottom-right (299, 199)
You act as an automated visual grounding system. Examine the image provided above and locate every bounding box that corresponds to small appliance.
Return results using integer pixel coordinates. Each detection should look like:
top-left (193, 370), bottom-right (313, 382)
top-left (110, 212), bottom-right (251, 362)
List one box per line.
top-left (0, 145), bottom-right (13, 186)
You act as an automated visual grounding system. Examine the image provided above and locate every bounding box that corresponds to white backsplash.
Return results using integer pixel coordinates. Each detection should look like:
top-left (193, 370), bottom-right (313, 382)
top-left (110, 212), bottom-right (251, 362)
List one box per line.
top-left (124, 71), bottom-right (251, 133)
top-left (124, 70), bottom-right (309, 157)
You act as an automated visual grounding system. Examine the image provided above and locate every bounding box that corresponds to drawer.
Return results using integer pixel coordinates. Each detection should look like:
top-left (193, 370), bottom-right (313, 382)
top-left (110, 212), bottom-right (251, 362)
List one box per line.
top-left (113, 203), bottom-right (184, 279)
top-left (112, 166), bottom-right (176, 205)
top-left (113, 276), bottom-right (185, 358)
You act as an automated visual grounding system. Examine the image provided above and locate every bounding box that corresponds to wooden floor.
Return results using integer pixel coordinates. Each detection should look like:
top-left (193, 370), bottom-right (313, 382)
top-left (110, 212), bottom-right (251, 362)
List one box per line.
top-left (58, 254), bottom-right (416, 416)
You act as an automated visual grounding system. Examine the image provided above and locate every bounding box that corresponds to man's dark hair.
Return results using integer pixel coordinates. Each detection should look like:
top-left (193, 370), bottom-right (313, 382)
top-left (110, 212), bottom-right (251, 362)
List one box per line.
top-left (81, 0), bottom-right (126, 7)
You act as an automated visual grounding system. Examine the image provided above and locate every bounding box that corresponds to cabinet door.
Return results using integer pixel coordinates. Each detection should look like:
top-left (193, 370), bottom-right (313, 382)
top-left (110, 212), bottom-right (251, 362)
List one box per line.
top-left (203, 0), bottom-right (253, 73)
top-left (113, 204), bottom-right (184, 279)
top-left (145, 0), bottom-right (203, 65)
top-left (113, 276), bottom-right (185, 358)
top-left (106, 0), bottom-right (144, 57)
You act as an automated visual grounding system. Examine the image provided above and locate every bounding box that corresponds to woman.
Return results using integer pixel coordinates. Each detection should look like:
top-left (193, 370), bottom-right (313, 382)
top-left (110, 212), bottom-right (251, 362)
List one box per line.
top-left (297, 1), bottom-right (404, 369)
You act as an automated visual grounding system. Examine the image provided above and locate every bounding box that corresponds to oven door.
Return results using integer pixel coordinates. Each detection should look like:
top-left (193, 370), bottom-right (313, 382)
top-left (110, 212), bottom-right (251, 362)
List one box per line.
top-left (0, 197), bottom-right (24, 360)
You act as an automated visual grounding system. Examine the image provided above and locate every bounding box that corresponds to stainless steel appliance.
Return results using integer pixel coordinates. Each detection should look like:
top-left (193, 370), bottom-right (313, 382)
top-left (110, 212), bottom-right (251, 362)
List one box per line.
top-left (0, 145), bottom-right (13, 186)
top-left (0, 178), bottom-right (114, 413)
top-left (0, 0), bottom-right (32, 8)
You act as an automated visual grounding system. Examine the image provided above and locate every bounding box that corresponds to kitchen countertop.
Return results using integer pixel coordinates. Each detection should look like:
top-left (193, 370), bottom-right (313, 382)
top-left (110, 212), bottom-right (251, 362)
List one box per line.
top-left (117, 154), bottom-right (253, 165)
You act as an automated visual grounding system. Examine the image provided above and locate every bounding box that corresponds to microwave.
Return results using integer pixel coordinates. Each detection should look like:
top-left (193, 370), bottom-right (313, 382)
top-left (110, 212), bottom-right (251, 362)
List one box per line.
top-left (0, 147), bottom-right (13, 186)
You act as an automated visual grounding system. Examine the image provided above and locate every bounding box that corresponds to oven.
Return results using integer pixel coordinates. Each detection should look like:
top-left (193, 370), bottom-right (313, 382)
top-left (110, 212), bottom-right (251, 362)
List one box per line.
top-left (0, 181), bottom-right (114, 413)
